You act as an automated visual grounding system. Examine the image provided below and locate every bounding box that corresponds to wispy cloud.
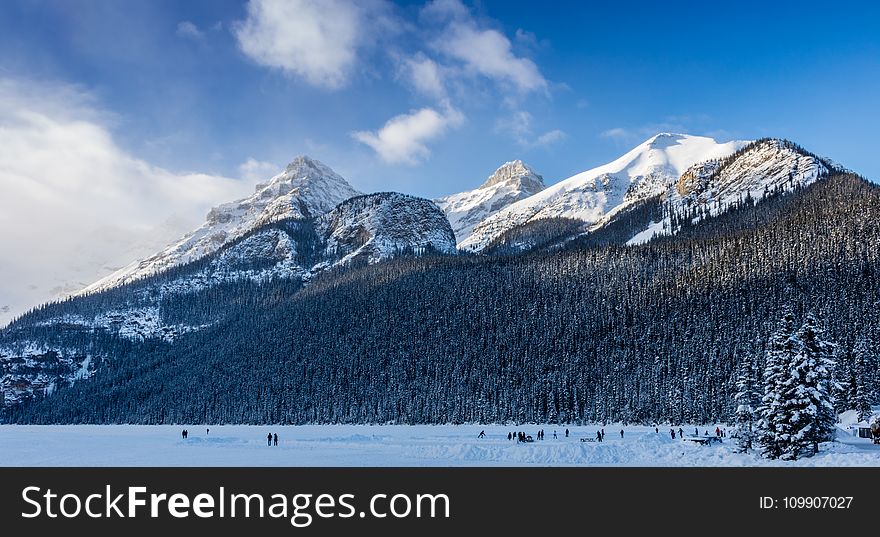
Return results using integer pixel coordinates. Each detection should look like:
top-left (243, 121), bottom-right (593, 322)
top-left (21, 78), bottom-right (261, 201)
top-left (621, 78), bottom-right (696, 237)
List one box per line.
top-left (238, 158), bottom-right (281, 183)
top-left (399, 54), bottom-right (447, 101)
top-left (600, 127), bottom-right (631, 141)
top-left (353, 105), bottom-right (464, 165)
top-left (233, 0), bottom-right (390, 89)
top-left (0, 78), bottom-right (263, 323)
top-left (424, 0), bottom-right (548, 94)
top-left (496, 110), bottom-right (565, 148)
top-left (176, 21), bottom-right (204, 41)
top-left (600, 116), bottom-right (732, 145)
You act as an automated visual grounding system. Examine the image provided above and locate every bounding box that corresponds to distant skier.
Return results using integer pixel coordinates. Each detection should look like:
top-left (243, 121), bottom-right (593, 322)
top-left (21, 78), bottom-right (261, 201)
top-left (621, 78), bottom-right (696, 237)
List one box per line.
top-left (620, 429), bottom-right (624, 439)
top-left (670, 429), bottom-right (675, 439)
top-left (478, 430), bottom-right (485, 439)
top-left (597, 431), bottom-right (602, 442)
top-left (565, 428), bottom-right (569, 438)
top-left (274, 433), bottom-right (278, 446)
top-left (695, 427), bottom-right (699, 436)
top-left (678, 428), bottom-right (683, 438)
top-left (267, 433), bottom-right (272, 446)
top-left (715, 427), bottom-right (721, 437)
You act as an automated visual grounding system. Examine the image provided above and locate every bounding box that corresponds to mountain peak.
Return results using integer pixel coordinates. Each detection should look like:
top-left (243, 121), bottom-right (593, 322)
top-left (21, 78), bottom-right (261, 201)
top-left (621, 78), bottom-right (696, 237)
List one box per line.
top-left (80, 158), bottom-right (362, 294)
top-left (479, 160), bottom-right (544, 191)
top-left (284, 155), bottom-right (326, 173)
top-left (434, 160), bottom-right (546, 245)
top-left (642, 132), bottom-right (690, 149)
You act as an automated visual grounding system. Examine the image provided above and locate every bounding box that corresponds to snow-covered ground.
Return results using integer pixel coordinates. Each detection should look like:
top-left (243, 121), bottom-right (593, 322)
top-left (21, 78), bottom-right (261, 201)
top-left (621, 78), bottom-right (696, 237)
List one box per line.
top-left (1, 423), bottom-right (877, 467)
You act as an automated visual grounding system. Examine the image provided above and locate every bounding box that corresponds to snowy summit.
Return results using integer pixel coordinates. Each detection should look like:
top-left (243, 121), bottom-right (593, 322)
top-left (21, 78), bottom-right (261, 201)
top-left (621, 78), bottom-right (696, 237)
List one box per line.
top-left (81, 156), bottom-right (362, 293)
top-left (434, 160), bottom-right (545, 245)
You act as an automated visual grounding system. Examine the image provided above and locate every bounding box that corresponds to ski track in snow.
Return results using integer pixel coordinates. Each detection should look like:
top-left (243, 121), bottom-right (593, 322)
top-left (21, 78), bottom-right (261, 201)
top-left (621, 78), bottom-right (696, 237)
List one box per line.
top-left (1, 423), bottom-right (877, 467)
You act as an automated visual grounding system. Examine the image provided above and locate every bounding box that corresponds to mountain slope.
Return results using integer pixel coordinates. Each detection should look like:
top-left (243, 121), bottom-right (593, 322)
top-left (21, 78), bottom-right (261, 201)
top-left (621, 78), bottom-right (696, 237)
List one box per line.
top-left (434, 160), bottom-right (544, 245)
top-left (0, 192), bottom-right (455, 406)
top-left (628, 138), bottom-right (839, 244)
top-left (459, 133), bottom-right (747, 252)
top-left (81, 156), bottom-right (362, 294)
top-left (6, 173), bottom-right (878, 424)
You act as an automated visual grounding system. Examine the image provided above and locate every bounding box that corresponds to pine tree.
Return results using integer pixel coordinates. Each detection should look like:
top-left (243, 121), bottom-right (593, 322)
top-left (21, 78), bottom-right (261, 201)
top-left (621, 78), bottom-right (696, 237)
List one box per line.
top-left (832, 344), bottom-right (855, 412)
top-left (757, 309), bottom-right (796, 459)
top-left (734, 352), bottom-right (758, 452)
top-left (778, 314), bottom-right (837, 459)
top-left (852, 339), bottom-right (873, 422)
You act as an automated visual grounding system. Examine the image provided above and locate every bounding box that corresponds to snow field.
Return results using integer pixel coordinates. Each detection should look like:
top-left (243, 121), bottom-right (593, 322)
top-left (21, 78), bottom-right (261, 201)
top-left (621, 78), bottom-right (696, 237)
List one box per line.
top-left (1, 423), bottom-right (877, 467)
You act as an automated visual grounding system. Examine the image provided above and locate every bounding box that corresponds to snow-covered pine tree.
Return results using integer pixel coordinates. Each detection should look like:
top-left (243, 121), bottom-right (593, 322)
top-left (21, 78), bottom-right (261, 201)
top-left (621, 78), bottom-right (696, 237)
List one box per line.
top-left (734, 351), bottom-right (758, 452)
top-left (778, 313), bottom-right (837, 460)
top-left (852, 338), bottom-right (874, 422)
top-left (832, 344), bottom-right (855, 412)
top-left (757, 309), bottom-right (796, 459)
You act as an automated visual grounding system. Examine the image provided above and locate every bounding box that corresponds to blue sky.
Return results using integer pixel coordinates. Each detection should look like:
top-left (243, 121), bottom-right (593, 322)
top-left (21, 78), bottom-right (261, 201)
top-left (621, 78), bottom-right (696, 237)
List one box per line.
top-left (2, 0), bottom-right (878, 198)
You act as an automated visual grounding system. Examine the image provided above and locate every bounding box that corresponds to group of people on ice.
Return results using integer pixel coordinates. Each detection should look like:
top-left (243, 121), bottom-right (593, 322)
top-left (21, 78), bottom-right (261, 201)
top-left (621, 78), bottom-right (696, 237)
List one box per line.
top-left (180, 428), bottom-right (210, 439)
top-left (479, 425), bottom-right (728, 442)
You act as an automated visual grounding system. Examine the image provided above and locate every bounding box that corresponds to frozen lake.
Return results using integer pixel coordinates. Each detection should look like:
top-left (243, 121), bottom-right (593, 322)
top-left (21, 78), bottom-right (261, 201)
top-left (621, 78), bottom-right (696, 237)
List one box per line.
top-left (2, 423), bottom-right (878, 466)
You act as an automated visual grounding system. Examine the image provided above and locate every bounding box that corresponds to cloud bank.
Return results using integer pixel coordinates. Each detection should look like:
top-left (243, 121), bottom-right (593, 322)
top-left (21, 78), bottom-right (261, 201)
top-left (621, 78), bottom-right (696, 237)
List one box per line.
top-left (0, 79), bottom-right (261, 325)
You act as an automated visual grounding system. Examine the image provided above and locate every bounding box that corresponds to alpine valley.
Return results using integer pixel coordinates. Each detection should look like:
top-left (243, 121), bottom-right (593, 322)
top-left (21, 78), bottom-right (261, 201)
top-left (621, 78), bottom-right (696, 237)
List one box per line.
top-left (2, 134), bottom-right (878, 429)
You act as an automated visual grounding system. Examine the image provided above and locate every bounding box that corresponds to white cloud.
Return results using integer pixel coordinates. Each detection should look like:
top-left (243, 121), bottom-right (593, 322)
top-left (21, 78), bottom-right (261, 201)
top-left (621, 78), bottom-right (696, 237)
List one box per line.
top-left (535, 129), bottom-right (565, 146)
top-left (233, 0), bottom-right (380, 89)
top-left (0, 78), bottom-right (260, 325)
top-left (176, 21), bottom-right (204, 40)
top-left (239, 158), bottom-right (281, 183)
top-left (400, 54), bottom-right (446, 101)
top-left (600, 127), bottom-right (630, 141)
top-left (496, 110), bottom-right (564, 148)
top-left (424, 0), bottom-right (547, 94)
top-left (353, 106), bottom-right (464, 165)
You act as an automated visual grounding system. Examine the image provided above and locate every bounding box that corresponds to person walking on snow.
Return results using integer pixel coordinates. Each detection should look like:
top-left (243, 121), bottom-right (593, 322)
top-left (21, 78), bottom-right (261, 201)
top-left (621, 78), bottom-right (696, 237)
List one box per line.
top-left (565, 429), bottom-right (569, 438)
top-left (274, 433), bottom-right (278, 446)
top-left (597, 431), bottom-right (602, 442)
top-left (620, 429), bottom-right (624, 439)
top-left (678, 428), bottom-right (683, 438)
top-left (267, 433), bottom-right (272, 447)
top-left (553, 431), bottom-right (557, 439)
top-left (478, 430), bottom-right (485, 438)
top-left (715, 427), bottom-right (721, 437)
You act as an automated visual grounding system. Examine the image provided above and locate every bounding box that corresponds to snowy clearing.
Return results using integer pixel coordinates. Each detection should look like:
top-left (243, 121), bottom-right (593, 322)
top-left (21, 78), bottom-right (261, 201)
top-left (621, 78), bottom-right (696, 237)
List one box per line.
top-left (1, 423), bottom-right (878, 467)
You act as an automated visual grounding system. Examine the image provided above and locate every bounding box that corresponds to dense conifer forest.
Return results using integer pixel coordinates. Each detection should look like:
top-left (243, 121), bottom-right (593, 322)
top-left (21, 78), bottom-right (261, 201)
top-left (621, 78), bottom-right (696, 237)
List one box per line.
top-left (3, 174), bottom-right (879, 425)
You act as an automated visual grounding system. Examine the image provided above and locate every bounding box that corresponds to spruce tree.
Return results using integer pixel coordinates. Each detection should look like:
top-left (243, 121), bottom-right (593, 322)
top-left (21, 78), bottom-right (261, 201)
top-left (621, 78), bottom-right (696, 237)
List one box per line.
top-left (779, 314), bottom-right (837, 459)
top-left (734, 352), bottom-right (757, 452)
top-left (757, 309), bottom-right (796, 459)
top-left (852, 339), bottom-right (873, 422)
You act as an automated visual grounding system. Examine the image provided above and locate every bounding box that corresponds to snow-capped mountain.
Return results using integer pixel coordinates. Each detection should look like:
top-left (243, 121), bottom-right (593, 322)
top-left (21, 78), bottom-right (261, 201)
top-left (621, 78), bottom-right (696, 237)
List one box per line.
top-left (320, 193), bottom-right (456, 265)
top-left (628, 138), bottom-right (839, 244)
top-left (81, 156), bottom-right (362, 294)
top-left (459, 134), bottom-right (748, 252)
top-left (434, 160), bottom-right (545, 245)
top-left (673, 138), bottom-right (835, 210)
top-left (1, 192), bottom-right (455, 406)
